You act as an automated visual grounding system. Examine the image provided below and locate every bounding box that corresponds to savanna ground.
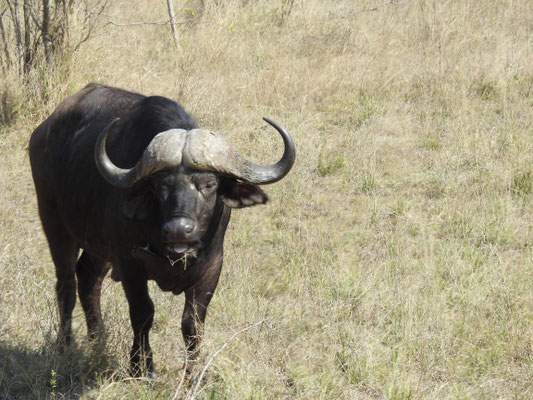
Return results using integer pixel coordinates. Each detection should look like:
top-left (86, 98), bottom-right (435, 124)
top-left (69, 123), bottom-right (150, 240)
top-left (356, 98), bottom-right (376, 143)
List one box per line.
top-left (1, 0), bottom-right (533, 398)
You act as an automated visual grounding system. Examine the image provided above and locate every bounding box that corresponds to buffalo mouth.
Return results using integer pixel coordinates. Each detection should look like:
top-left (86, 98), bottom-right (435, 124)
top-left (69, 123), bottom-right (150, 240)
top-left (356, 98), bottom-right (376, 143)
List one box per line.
top-left (132, 242), bottom-right (198, 268)
top-left (165, 242), bottom-right (198, 259)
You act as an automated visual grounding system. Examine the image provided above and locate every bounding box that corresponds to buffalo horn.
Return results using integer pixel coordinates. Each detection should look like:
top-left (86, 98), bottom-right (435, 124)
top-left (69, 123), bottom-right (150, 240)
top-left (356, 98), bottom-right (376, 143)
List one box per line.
top-left (95, 117), bottom-right (296, 188)
top-left (184, 118), bottom-right (296, 184)
top-left (95, 118), bottom-right (188, 188)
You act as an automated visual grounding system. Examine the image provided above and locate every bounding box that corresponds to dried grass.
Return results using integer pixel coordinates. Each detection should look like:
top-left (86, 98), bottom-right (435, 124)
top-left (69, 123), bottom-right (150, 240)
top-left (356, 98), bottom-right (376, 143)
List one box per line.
top-left (1, 0), bottom-right (533, 398)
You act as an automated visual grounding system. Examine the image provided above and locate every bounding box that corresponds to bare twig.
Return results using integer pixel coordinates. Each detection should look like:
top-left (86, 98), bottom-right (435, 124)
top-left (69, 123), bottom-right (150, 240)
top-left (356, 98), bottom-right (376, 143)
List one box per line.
top-left (6, 0), bottom-right (24, 79)
top-left (61, 0), bottom-right (70, 46)
top-left (171, 355), bottom-right (189, 400)
top-left (42, 0), bottom-right (52, 64)
top-left (105, 17), bottom-right (194, 27)
top-left (23, 0), bottom-right (32, 76)
top-left (345, 0), bottom-right (410, 17)
top-left (166, 0), bottom-right (180, 49)
top-left (188, 320), bottom-right (265, 399)
top-left (0, 9), bottom-right (11, 71)
top-left (350, 7), bottom-right (378, 15)
top-left (28, 4), bottom-right (42, 30)
top-left (72, 0), bottom-right (109, 53)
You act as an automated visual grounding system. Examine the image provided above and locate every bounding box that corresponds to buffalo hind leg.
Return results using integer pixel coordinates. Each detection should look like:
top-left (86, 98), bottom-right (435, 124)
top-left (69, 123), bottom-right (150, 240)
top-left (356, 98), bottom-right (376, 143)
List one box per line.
top-left (37, 200), bottom-right (79, 346)
top-left (181, 258), bottom-right (223, 373)
top-left (54, 246), bottom-right (79, 346)
top-left (122, 278), bottom-right (155, 377)
top-left (76, 251), bottom-right (110, 341)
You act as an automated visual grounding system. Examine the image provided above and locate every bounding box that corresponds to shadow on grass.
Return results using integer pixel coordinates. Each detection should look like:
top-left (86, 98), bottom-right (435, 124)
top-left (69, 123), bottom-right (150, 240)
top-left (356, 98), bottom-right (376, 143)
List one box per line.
top-left (0, 337), bottom-right (118, 400)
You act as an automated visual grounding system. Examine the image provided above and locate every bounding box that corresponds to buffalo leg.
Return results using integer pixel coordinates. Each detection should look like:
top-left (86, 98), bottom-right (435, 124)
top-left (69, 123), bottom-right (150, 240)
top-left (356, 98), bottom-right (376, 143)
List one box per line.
top-left (53, 245), bottom-right (79, 346)
top-left (122, 278), bottom-right (155, 377)
top-left (76, 251), bottom-right (110, 340)
top-left (182, 257), bottom-right (223, 370)
top-left (37, 200), bottom-right (79, 346)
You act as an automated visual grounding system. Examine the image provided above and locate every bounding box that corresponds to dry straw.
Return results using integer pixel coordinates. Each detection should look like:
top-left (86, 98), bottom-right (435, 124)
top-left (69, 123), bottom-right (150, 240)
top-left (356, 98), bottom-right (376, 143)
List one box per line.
top-left (1, 0), bottom-right (533, 398)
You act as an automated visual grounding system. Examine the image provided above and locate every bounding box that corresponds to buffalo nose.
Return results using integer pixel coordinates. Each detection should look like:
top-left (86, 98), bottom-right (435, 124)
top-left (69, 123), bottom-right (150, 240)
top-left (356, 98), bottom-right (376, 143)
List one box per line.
top-left (164, 217), bottom-right (197, 241)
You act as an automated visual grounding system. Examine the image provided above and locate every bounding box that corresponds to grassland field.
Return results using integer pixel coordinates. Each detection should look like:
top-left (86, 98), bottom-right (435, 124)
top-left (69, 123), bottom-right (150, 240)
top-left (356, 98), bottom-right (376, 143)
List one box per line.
top-left (1, 0), bottom-right (533, 398)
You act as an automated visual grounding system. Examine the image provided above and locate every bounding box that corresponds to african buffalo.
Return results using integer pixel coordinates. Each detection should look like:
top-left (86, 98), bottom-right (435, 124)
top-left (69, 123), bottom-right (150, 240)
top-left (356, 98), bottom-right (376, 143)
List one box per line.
top-left (29, 83), bottom-right (295, 376)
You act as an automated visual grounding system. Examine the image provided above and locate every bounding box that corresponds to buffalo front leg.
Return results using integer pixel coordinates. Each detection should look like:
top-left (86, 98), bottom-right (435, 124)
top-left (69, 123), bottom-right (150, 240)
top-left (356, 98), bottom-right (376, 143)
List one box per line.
top-left (122, 277), bottom-right (155, 377)
top-left (181, 258), bottom-right (223, 371)
top-left (76, 251), bottom-right (110, 341)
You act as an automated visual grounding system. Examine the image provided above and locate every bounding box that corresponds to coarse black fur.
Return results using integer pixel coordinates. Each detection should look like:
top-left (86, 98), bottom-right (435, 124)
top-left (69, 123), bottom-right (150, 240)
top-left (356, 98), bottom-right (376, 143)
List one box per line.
top-left (29, 83), bottom-right (270, 376)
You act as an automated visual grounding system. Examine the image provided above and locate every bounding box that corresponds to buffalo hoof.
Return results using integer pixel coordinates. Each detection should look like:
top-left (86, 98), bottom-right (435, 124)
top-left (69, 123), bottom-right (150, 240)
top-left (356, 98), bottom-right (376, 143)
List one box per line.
top-left (55, 335), bottom-right (73, 352)
top-left (128, 369), bottom-right (157, 381)
top-left (129, 363), bottom-right (156, 380)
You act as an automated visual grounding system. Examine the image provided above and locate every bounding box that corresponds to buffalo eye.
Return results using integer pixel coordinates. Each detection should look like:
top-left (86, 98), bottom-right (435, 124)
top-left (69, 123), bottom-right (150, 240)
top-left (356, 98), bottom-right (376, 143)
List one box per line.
top-left (192, 174), bottom-right (218, 196)
top-left (198, 180), bottom-right (218, 195)
top-left (204, 181), bottom-right (216, 190)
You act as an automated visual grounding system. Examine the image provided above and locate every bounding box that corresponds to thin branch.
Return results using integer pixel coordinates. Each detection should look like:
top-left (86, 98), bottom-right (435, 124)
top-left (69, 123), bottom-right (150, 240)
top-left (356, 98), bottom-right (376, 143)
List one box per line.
top-left (42, 0), bottom-right (51, 64)
top-left (350, 7), bottom-right (378, 15)
top-left (7, 0), bottom-right (24, 79)
top-left (105, 16), bottom-right (195, 27)
top-left (188, 320), bottom-right (265, 400)
top-left (30, 27), bottom-right (41, 62)
top-left (173, 0), bottom-right (193, 17)
top-left (82, 0), bottom-right (103, 25)
top-left (23, 0), bottom-right (32, 75)
top-left (62, 0), bottom-right (71, 47)
top-left (26, 2), bottom-right (42, 30)
top-left (171, 355), bottom-right (189, 400)
top-left (72, 0), bottom-right (109, 53)
top-left (166, 0), bottom-right (179, 48)
top-left (0, 13), bottom-right (11, 72)
top-left (344, 0), bottom-right (411, 17)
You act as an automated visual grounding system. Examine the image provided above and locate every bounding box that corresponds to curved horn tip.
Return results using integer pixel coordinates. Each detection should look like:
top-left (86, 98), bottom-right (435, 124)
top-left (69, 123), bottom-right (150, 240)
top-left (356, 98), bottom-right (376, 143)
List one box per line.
top-left (263, 117), bottom-right (282, 129)
top-left (104, 117), bottom-right (120, 131)
top-left (95, 117), bottom-right (120, 151)
top-left (258, 116), bottom-right (296, 184)
top-left (95, 117), bottom-right (138, 189)
top-left (96, 118), bottom-right (121, 145)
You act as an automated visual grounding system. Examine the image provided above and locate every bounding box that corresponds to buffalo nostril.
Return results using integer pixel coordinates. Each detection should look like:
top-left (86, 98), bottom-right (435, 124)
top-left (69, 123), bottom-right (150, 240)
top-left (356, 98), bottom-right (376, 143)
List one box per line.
top-left (183, 222), bottom-right (194, 233)
top-left (178, 218), bottom-right (195, 235)
top-left (164, 217), bottom-right (197, 241)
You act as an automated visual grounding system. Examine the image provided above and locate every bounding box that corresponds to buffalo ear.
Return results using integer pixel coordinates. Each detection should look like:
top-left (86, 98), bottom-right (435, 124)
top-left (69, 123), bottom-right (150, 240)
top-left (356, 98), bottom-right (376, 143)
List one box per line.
top-left (123, 189), bottom-right (153, 220)
top-left (220, 180), bottom-right (268, 208)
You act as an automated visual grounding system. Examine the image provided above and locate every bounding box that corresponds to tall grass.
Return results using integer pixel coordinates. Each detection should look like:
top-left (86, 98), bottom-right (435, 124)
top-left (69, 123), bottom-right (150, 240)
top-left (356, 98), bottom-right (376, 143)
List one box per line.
top-left (1, 0), bottom-right (533, 398)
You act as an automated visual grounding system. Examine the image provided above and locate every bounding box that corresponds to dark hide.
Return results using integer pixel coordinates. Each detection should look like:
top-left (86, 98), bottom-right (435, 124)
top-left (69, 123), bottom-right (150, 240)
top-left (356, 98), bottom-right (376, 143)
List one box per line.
top-left (29, 83), bottom-right (270, 376)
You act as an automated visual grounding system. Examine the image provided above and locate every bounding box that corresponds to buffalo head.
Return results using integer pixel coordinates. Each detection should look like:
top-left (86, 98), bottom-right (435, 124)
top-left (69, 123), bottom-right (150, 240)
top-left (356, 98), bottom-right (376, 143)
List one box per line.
top-left (94, 118), bottom-right (296, 263)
